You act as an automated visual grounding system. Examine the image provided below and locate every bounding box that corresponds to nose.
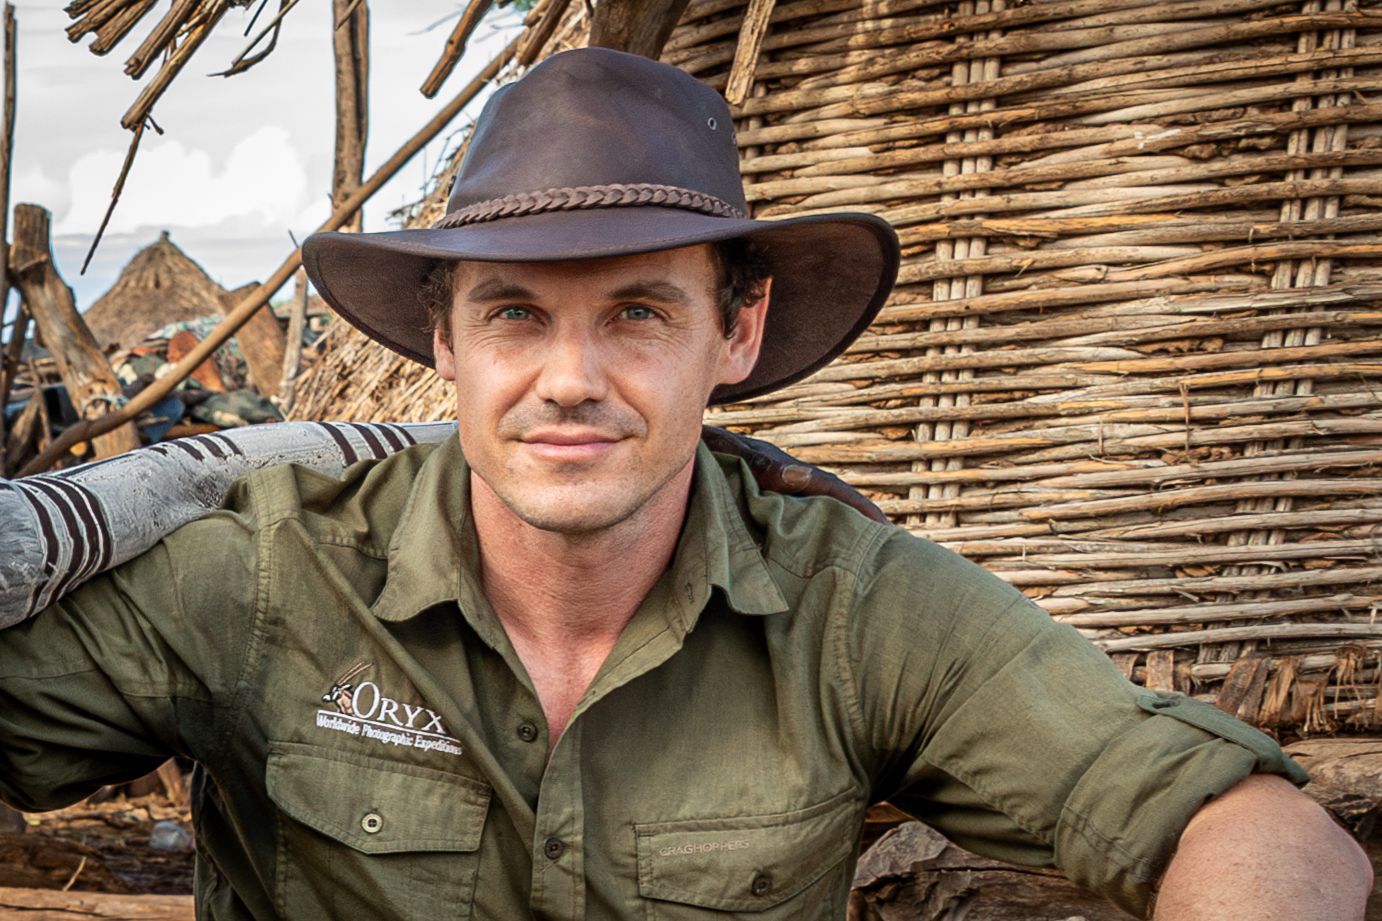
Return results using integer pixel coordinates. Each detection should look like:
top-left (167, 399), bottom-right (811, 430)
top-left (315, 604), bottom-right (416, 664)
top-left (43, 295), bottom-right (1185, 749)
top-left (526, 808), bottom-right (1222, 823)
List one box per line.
top-left (534, 325), bottom-right (609, 407)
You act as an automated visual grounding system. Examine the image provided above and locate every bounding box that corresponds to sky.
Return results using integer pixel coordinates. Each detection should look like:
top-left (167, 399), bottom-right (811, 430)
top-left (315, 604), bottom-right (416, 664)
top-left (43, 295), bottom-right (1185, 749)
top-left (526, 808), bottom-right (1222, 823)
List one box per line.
top-left (2, 0), bottom-right (522, 331)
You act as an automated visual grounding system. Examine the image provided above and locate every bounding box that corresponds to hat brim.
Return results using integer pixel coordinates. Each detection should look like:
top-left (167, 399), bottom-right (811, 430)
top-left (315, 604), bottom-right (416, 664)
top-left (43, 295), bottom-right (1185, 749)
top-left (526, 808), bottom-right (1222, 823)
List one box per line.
top-left (302, 207), bottom-right (899, 404)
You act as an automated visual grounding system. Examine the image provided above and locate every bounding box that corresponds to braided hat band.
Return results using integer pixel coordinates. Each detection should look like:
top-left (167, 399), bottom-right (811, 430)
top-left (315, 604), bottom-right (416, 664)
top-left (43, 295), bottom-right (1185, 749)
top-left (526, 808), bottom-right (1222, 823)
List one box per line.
top-left (433, 183), bottom-right (747, 229)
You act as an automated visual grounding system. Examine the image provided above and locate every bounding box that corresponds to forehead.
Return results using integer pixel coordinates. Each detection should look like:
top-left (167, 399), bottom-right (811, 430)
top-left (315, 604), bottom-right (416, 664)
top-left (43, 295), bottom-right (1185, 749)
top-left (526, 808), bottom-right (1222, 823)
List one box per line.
top-left (450, 243), bottom-right (719, 297)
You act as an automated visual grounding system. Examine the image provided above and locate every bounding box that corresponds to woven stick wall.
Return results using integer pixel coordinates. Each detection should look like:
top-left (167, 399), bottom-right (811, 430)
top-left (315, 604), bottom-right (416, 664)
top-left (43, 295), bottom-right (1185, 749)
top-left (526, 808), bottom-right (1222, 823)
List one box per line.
top-left (292, 0), bottom-right (1382, 735)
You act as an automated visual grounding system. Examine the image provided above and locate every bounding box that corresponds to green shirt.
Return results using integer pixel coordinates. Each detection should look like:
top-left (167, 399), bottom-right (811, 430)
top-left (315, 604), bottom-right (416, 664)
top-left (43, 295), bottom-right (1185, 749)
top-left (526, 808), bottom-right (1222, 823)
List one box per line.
top-left (0, 437), bottom-right (1304, 920)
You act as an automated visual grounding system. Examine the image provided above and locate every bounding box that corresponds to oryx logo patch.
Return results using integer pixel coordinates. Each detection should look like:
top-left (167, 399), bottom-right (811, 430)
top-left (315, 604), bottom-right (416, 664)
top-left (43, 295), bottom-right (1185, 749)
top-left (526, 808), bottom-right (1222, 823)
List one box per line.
top-left (315, 662), bottom-right (464, 757)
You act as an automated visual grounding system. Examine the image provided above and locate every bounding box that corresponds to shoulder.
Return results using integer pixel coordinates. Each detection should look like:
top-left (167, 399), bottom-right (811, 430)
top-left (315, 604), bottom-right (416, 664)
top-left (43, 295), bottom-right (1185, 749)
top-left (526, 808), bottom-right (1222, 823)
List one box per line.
top-left (713, 450), bottom-right (1023, 618)
top-left (212, 441), bottom-right (442, 549)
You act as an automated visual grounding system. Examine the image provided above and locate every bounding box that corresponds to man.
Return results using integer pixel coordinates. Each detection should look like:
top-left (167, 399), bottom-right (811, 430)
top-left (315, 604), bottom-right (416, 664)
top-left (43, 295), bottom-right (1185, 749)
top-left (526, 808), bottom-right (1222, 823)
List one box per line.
top-left (0, 48), bottom-right (1370, 921)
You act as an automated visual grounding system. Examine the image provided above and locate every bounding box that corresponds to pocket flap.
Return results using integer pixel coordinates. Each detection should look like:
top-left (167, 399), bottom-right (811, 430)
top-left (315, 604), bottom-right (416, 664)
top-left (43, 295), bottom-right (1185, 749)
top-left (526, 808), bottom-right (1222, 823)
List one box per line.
top-left (267, 742), bottom-right (490, 855)
top-left (635, 789), bottom-right (860, 911)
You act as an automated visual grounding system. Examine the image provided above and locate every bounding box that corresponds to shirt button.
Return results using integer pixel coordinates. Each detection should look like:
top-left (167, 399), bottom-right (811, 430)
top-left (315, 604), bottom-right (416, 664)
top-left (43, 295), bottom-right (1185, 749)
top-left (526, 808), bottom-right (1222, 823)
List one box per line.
top-left (750, 871), bottom-right (771, 896)
top-left (360, 812), bottom-right (383, 835)
top-left (517, 721), bottom-right (539, 743)
top-left (543, 836), bottom-right (566, 860)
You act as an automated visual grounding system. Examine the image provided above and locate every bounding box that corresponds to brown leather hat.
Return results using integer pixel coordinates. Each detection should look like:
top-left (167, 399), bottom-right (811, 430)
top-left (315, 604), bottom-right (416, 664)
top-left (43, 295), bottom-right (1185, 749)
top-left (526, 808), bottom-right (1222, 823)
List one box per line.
top-left (303, 47), bottom-right (899, 404)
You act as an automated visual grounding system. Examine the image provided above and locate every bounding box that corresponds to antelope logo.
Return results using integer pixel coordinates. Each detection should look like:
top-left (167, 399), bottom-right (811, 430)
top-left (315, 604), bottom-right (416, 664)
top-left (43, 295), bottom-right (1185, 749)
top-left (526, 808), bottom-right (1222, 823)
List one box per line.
top-left (323, 661), bottom-right (369, 715)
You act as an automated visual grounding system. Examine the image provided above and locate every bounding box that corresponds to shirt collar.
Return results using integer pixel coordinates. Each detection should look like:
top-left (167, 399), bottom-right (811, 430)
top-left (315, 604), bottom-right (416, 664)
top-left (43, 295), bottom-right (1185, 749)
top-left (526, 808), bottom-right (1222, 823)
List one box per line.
top-left (370, 436), bottom-right (788, 627)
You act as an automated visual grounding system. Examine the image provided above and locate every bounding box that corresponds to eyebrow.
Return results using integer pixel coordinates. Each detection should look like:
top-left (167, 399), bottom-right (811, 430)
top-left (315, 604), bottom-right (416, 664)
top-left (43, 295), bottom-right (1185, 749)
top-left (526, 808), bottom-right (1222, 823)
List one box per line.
top-left (463, 277), bottom-right (697, 306)
top-left (607, 280), bottom-right (695, 306)
top-left (464, 279), bottom-right (539, 303)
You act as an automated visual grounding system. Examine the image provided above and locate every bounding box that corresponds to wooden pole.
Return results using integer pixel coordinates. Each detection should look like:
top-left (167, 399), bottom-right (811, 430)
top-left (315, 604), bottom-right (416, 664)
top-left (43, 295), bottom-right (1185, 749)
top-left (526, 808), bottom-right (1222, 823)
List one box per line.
top-left (332, 0), bottom-right (368, 233)
top-left (0, 3), bottom-right (14, 464)
top-left (18, 31), bottom-right (524, 477)
top-left (724, 0), bottom-right (775, 106)
top-left (279, 267), bottom-right (310, 411)
top-left (588, 0), bottom-right (691, 59)
top-left (9, 205), bottom-right (140, 459)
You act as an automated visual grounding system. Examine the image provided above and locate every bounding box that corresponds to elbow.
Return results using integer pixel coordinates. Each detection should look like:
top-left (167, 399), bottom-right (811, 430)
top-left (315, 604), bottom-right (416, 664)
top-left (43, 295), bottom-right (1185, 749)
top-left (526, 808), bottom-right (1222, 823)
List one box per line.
top-left (1156, 774), bottom-right (1374, 920)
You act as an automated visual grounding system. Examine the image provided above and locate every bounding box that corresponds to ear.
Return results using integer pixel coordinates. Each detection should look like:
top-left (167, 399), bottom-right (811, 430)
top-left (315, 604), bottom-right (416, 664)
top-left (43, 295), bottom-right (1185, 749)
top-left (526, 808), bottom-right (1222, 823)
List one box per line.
top-left (717, 277), bottom-right (772, 387)
top-left (433, 325), bottom-right (457, 382)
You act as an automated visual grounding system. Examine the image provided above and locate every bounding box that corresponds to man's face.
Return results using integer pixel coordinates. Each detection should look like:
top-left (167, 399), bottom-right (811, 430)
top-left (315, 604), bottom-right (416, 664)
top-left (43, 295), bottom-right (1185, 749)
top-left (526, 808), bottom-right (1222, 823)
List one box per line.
top-left (432, 245), bottom-right (769, 536)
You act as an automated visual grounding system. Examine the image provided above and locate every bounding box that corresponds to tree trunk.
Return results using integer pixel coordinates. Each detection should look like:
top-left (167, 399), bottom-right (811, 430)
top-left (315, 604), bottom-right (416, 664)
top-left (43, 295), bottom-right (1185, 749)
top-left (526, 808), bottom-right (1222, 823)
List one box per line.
top-left (332, 0), bottom-right (368, 233)
top-left (588, 0), bottom-right (691, 59)
top-left (9, 205), bottom-right (139, 459)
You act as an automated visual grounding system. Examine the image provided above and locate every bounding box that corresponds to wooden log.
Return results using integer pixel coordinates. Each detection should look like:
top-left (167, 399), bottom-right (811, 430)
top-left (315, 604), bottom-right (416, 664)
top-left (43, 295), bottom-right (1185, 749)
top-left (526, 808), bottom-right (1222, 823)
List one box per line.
top-left (0, 887), bottom-right (193, 920)
top-left (588, 0), bottom-right (691, 59)
top-left (848, 820), bottom-right (1137, 921)
top-left (8, 205), bottom-right (138, 459)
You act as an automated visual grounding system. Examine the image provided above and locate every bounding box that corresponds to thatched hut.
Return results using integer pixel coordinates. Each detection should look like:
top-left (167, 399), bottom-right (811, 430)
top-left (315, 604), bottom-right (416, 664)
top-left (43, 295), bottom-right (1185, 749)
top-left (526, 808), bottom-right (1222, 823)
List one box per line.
top-left (292, 0), bottom-right (1382, 736)
top-left (83, 230), bottom-right (230, 353)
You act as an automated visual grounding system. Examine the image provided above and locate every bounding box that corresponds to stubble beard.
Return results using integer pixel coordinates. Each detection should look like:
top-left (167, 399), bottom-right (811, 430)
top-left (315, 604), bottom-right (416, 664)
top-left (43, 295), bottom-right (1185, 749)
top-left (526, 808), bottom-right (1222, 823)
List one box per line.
top-left (475, 402), bottom-right (692, 540)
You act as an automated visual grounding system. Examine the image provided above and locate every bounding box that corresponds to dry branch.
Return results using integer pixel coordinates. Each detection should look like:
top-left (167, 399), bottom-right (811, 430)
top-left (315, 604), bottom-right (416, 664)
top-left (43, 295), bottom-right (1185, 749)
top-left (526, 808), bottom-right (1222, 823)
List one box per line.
top-left (420, 0), bottom-right (492, 98)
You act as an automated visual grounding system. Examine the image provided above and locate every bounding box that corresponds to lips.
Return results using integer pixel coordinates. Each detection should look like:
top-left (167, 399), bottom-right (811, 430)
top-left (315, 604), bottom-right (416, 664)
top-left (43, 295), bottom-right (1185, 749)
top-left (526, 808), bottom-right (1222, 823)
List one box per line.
top-left (519, 429), bottom-right (624, 462)
top-left (521, 429), bottom-right (622, 446)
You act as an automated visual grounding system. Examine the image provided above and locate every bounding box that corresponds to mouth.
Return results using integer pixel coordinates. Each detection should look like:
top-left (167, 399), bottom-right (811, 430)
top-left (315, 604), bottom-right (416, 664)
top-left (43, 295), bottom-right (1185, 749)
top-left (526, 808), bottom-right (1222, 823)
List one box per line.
top-left (519, 429), bottom-right (624, 461)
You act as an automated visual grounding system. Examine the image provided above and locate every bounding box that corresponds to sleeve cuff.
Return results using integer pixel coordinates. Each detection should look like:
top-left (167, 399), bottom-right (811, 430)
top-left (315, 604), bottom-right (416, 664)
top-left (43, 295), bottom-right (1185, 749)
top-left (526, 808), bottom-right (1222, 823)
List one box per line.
top-left (1055, 692), bottom-right (1308, 918)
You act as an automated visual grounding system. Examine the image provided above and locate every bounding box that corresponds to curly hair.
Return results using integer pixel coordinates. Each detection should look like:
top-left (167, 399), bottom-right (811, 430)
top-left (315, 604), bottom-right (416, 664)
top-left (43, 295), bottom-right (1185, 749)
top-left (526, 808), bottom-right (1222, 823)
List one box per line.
top-left (420, 238), bottom-right (771, 346)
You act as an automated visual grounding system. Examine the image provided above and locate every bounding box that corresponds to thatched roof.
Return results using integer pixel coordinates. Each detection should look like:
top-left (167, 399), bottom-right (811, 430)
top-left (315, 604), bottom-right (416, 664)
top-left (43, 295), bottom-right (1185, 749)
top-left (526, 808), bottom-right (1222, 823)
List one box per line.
top-left (84, 230), bottom-right (230, 352)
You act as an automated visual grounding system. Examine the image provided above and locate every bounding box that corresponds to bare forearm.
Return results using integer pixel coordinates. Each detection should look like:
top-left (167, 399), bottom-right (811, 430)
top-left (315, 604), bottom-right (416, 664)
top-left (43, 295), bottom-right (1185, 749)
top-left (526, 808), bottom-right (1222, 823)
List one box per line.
top-left (1153, 774), bottom-right (1372, 921)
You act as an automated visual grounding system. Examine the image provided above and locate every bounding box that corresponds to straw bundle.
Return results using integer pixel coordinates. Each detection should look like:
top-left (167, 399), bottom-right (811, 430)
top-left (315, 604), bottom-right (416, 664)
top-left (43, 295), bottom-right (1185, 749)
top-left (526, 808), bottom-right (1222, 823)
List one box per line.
top-left (292, 0), bottom-right (1382, 734)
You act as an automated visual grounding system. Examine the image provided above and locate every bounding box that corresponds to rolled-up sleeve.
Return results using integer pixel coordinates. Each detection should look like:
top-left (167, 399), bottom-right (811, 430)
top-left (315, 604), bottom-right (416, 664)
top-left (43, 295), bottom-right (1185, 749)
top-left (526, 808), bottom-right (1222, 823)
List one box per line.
top-left (843, 530), bottom-right (1306, 918)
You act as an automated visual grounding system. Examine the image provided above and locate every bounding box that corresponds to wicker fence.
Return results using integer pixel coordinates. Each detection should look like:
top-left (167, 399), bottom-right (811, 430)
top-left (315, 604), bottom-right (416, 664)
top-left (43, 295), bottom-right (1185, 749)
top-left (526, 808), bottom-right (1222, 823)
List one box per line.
top-left (292, 0), bottom-right (1382, 734)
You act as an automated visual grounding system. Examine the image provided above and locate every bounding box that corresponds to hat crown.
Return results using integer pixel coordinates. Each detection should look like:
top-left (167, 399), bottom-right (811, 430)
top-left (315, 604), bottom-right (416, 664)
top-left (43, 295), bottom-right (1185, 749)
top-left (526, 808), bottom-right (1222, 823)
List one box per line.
top-left (447, 48), bottom-right (748, 215)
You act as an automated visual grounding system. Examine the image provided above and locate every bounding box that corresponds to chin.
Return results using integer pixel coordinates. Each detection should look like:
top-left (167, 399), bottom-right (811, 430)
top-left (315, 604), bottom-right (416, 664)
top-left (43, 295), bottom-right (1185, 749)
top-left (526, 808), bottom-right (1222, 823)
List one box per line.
top-left (507, 499), bottom-right (643, 536)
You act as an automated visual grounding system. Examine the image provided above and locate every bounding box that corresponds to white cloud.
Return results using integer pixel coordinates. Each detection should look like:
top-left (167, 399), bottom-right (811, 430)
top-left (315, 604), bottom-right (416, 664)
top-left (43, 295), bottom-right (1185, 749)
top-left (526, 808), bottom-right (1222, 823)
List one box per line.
top-left (12, 164), bottom-right (69, 218)
top-left (56, 125), bottom-right (309, 238)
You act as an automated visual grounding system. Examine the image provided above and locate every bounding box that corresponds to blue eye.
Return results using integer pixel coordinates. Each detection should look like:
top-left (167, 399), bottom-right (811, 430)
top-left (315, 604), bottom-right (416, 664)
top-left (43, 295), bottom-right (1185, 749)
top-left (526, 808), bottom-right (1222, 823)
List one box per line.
top-left (622, 305), bottom-right (657, 320)
top-left (497, 306), bottom-right (530, 321)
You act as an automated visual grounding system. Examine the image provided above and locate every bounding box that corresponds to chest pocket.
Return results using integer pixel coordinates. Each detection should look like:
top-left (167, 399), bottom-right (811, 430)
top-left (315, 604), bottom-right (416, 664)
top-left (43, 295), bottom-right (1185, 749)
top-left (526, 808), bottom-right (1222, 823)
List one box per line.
top-left (266, 742), bottom-right (489, 921)
top-left (634, 789), bottom-right (862, 919)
